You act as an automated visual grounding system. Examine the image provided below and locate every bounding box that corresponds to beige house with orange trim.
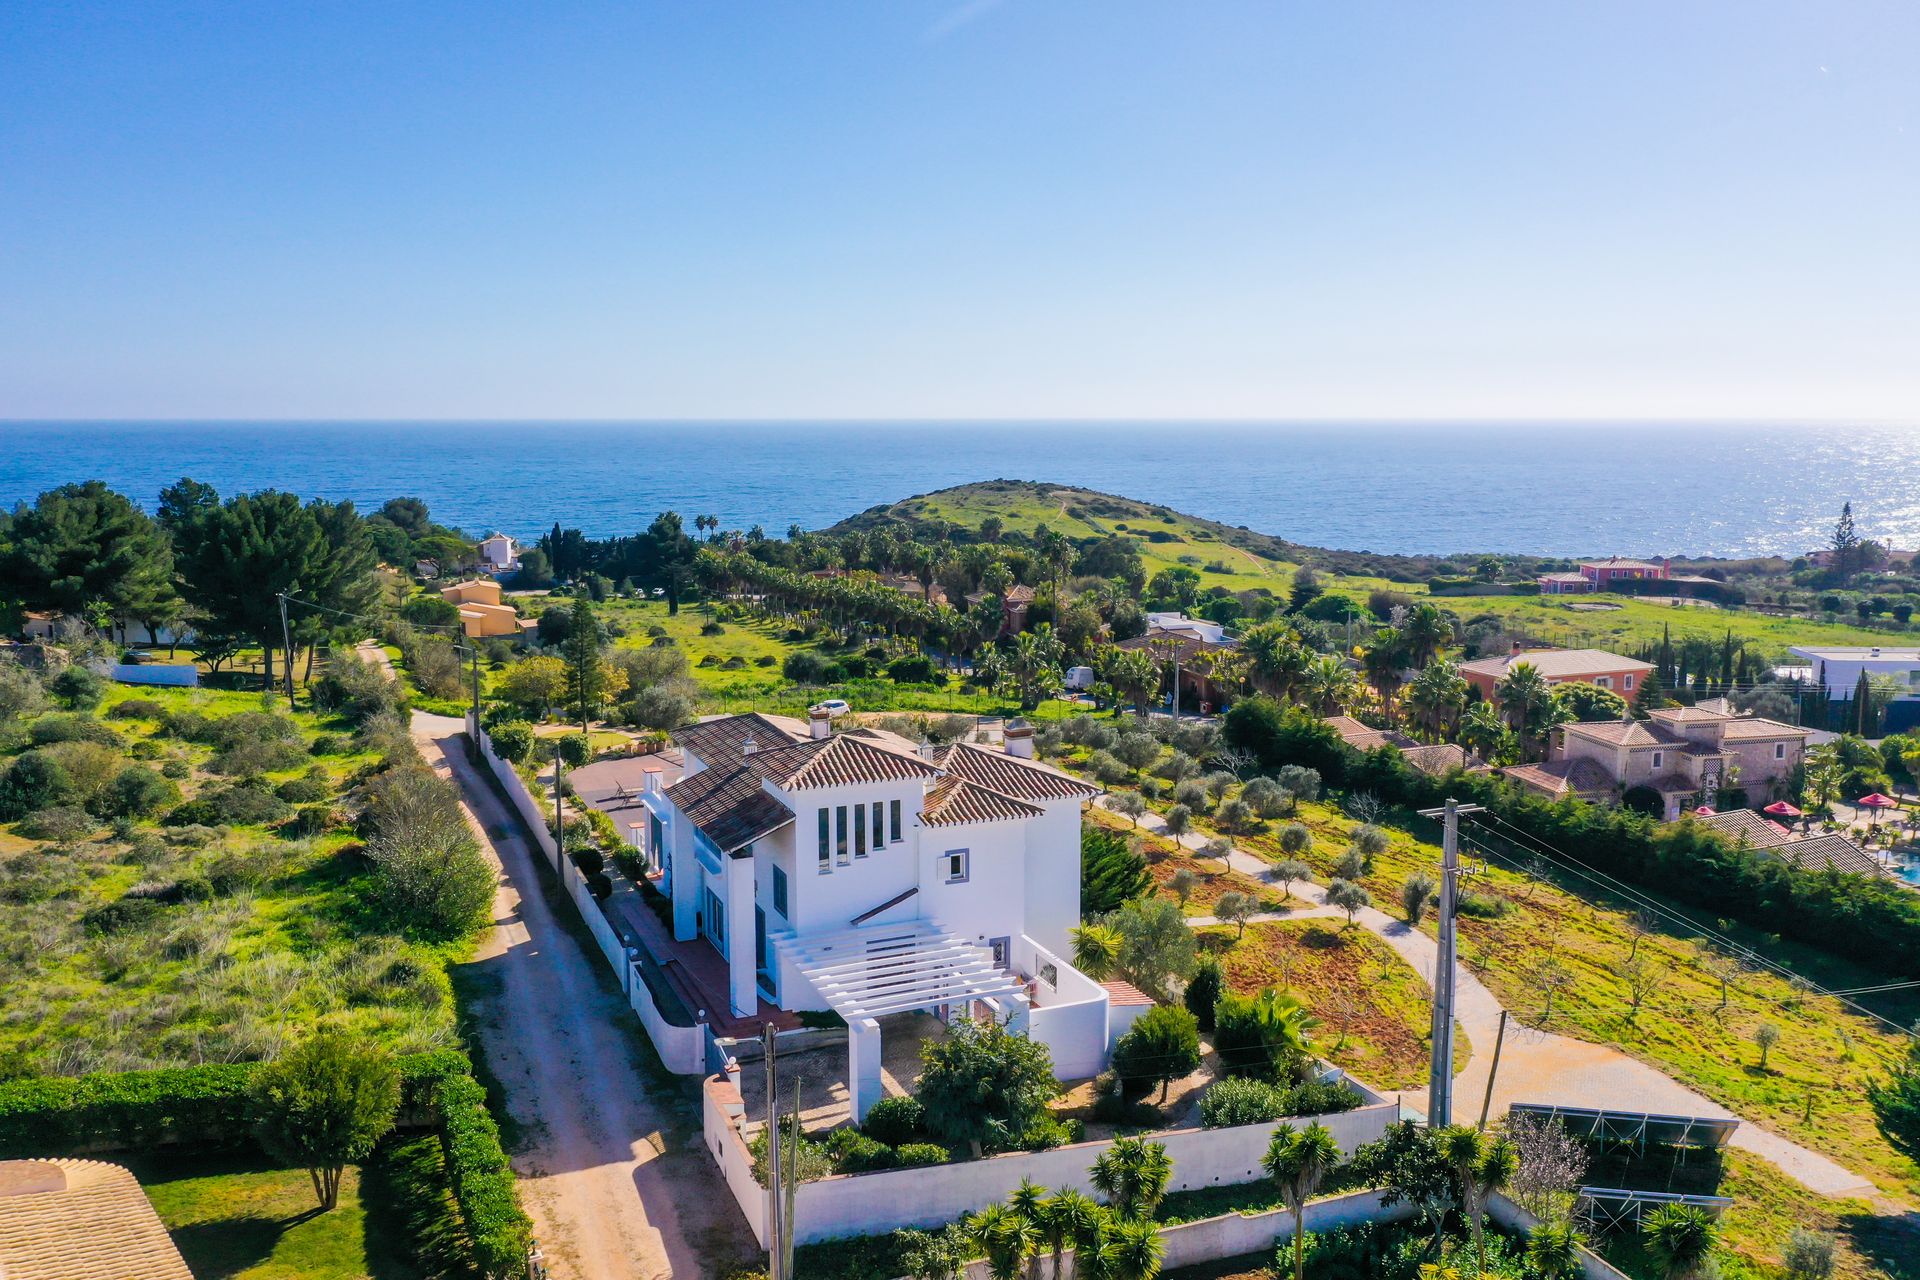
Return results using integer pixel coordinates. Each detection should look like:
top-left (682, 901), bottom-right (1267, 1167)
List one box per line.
top-left (440, 579), bottom-right (537, 641)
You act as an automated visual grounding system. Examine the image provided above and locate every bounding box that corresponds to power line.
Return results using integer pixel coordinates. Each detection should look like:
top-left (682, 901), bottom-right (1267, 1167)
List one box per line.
top-left (1463, 811), bottom-right (1916, 1038)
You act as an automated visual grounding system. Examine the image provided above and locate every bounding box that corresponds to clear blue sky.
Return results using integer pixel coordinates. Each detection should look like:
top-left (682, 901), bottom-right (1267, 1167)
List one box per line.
top-left (2, 2), bottom-right (1915, 420)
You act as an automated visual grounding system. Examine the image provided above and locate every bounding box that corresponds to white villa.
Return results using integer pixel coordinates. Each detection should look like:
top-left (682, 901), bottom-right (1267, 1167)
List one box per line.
top-left (635, 711), bottom-right (1136, 1117)
top-left (478, 532), bottom-right (520, 572)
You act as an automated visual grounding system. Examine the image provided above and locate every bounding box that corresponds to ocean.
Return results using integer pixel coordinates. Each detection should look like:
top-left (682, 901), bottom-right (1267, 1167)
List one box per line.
top-left (3, 421), bottom-right (1918, 560)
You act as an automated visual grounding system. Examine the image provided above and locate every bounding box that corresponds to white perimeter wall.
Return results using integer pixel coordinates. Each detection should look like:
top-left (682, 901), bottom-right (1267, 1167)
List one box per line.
top-left (703, 1075), bottom-right (1397, 1247)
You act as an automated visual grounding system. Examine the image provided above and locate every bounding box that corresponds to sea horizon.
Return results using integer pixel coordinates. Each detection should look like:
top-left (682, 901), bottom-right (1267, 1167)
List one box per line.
top-left (5, 419), bottom-right (1920, 561)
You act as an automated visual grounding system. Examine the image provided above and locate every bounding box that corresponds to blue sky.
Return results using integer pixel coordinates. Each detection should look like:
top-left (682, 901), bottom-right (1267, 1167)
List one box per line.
top-left (2, 2), bottom-right (1915, 420)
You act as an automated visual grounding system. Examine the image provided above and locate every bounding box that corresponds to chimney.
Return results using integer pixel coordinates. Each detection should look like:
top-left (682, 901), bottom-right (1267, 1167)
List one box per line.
top-left (641, 763), bottom-right (663, 794)
top-left (1004, 719), bottom-right (1035, 759)
top-left (1510, 641), bottom-right (1524, 657)
top-left (809, 708), bottom-right (832, 740)
top-left (741, 735), bottom-right (758, 757)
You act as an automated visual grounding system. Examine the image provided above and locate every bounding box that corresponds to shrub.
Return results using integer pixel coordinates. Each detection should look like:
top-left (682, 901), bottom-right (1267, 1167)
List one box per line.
top-left (783, 651), bottom-right (843, 684)
top-left (1112, 1006), bottom-right (1202, 1102)
top-left (585, 872), bottom-right (613, 900)
top-left (1200, 1076), bottom-right (1290, 1128)
top-left (1184, 956), bottom-right (1225, 1031)
top-left (571, 846), bottom-right (605, 877)
top-left (893, 1142), bottom-right (950, 1168)
top-left (103, 766), bottom-right (179, 819)
top-left (0, 751), bottom-right (75, 820)
top-left (1019, 1113), bottom-right (1080, 1151)
top-left (30, 714), bottom-right (121, 746)
top-left (250, 1029), bottom-right (401, 1210)
top-left (81, 897), bottom-right (164, 935)
top-left (487, 722), bottom-right (535, 763)
top-left (168, 782), bottom-right (293, 828)
top-left (861, 1095), bottom-right (926, 1147)
top-left (275, 776), bottom-right (331, 804)
top-left (826, 1127), bottom-right (896, 1172)
top-left (50, 666), bottom-right (104, 711)
top-left (419, 1064), bottom-right (533, 1278)
top-left (887, 655), bottom-right (939, 684)
top-left (361, 765), bottom-right (493, 940)
top-left (15, 804), bottom-right (94, 842)
top-left (309, 733), bottom-right (347, 756)
top-left (160, 759), bottom-right (190, 780)
top-left (309, 657), bottom-right (407, 725)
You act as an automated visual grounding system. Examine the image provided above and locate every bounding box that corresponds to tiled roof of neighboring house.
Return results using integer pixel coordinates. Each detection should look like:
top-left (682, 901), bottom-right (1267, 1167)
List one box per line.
top-left (1004, 584), bottom-right (1037, 604)
top-left (919, 775), bottom-right (1045, 827)
top-left (930, 742), bottom-right (1101, 802)
top-left (1322, 715), bottom-right (1416, 751)
top-left (1719, 717), bottom-right (1808, 742)
top-left (1770, 834), bottom-right (1890, 879)
top-left (1112, 627), bottom-right (1238, 661)
top-left (1501, 758), bottom-right (1616, 798)
top-left (751, 734), bottom-right (942, 790)
top-left (662, 764), bottom-right (795, 853)
top-left (1690, 809), bottom-right (1791, 847)
top-left (1581, 558), bottom-right (1667, 571)
top-left (1693, 698), bottom-right (1736, 715)
top-left (1646, 773), bottom-right (1700, 794)
top-left (1100, 980), bottom-right (1156, 1007)
top-left (1561, 718), bottom-right (1680, 748)
top-left (1538, 572), bottom-right (1589, 583)
top-left (1648, 706), bottom-right (1723, 724)
top-left (1401, 743), bottom-right (1478, 777)
top-left (1459, 648), bottom-right (1654, 681)
top-left (672, 713), bottom-right (803, 765)
top-left (0, 1159), bottom-right (193, 1280)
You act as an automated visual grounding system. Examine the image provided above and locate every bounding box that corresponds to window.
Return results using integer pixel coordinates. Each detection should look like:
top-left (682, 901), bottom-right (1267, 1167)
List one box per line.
top-left (836, 807), bottom-right (849, 864)
top-left (772, 865), bottom-right (788, 917)
top-left (1775, 743), bottom-right (1786, 760)
top-left (1651, 751), bottom-right (1663, 768)
top-left (890, 798), bottom-right (902, 843)
top-left (944, 849), bottom-right (970, 883)
top-left (1594, 676), bottom-right (1612, 690)
top-left (1624, 674), bottom-right (1636, 691)
top-left (871, 802), bottom-right (884, 849)
top-left (854, 806), bottom-right (867, 858)
top-left (817, 810), bottom-right (830, 872)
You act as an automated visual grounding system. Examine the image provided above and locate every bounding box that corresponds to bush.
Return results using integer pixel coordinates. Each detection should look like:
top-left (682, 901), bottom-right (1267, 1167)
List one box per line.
top-left (50, 666), bottom-right (104, 711)
top-left (275, 776), bottom-right (331, 804)
top-left (861, 1095), bottom-right (927, 1147)
top-left (585, 872), bottom-right (613, 900)
top-left (1019, 1113), bottom-right (1081, 1151)
top-left (782, 651), bottom-right (844, 685)
top-left (103, 766), bottom-right (180, 819)
top-left (28, 713), bottom-right (120, 746)
top-left (1112, 1006), bottom-right (1202, 1101)
top-left (168, 782), bottom-right (294, 828)
top-left (1199, 1076), bottom-right (1291, 1128)
top-left (310, 733), bottom-right (347, 756)
top-left (0, 751), bottom-right (75, 820)
top-left (1184, 956), bottom-right (1225, 1031)
top-left (15, 804), bottom-right (94, 842)
top-left (893, 1142), bottom-right (950, 1168)
top-left (554, 733), bottom-right (592, 767)
top-left (487, 722), bottom-right (535, 763)
top-left (827, 1127), bottom-right (896, 1172)
top-left (310, 657), bottom-right (407, 725)
top-left (886, 655), bottom-right (939, 684)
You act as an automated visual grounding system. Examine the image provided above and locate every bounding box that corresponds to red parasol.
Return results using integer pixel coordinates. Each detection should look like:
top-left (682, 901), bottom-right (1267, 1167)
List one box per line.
top-left (1762, 801), bottom-right (1803, 818)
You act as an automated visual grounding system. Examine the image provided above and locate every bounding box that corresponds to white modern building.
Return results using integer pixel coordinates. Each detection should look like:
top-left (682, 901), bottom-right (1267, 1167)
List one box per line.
top-left (636, 711), bottom-right (1136, 1117)
top-left (1788, 645), bottom-right (1920, 700)
top-left (478, 532), bottom-right (520, 572)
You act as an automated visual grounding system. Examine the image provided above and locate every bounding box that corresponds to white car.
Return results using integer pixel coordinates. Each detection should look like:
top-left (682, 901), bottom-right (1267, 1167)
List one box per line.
top-left (810, 699), bottom-right (851, 719)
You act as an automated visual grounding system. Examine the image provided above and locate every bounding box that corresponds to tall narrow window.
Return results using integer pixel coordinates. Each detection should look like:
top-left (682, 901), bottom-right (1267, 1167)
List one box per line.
top-left (818, 809), bottom-right (830, 872)
top-left (835, 806), bottom-right (849, 864)
top-left (871, 802), bottom-right (883, 849)
top-left (890, 799), bottom-right (902, 843)
top-left (855, 806), bottom-right (867, 857)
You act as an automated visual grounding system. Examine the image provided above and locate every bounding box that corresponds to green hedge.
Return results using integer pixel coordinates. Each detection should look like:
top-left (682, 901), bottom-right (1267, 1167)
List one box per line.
top-left (0, 1049), bottom-right (529, 1279)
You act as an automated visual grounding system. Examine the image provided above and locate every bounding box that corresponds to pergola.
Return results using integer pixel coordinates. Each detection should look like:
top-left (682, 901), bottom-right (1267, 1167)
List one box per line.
top-left (773, 920), bottom-right (1026, 1120)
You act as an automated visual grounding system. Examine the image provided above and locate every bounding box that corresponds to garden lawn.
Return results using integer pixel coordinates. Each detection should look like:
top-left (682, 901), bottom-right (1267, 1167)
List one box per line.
top-left (600, 597), bottom-right (806, 698)
top-left (130, 1134), bottom-right (475, 1280)
top-left (1224, 797), bottom-right (1920, 1198)
top-left (1197, 918), bottom-right (1462, 1092)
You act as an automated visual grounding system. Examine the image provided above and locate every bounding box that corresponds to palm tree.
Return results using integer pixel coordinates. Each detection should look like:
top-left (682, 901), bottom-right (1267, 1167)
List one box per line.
top-left (1437, 1125), bottom-right (1518, 1273)
top-left (1400, 602), bottom-right (1454, 668)
top-left (1459, 702), bottom-right (1510, 763)
top-left (1071, 923), bottom-right (1123, 979)
top-left (1006, 1179), bottom-right (1049, 1280)
top-left (1403, 658), bottom-right (1469, 741)
top-left (1243, 624), bottom-right (1312, 700)
top-left (1103, 646), bottom-right (1161, 718)
top-left (1250, 988), bottom-right (1320, 1075)
top-left (1036, 1190), bottom-right (1102, 1280)
top-left (968, 1201), bottom-right (1040, 1280)
top-left (1262, 1122), bottom-right (1341, 1280)
top-left (1097, 1217), bottom-right (1164, 1280)
top-left (1361, 626), bottom-right (1407, 722)
top-left (1090, 1137), bottom-right (1174, 1221)
top-left (1496, 661), bottom-right (1555, 760)
top-left (1642, 1204), bottom-right (1718, 1280)
top-left (1302, 655), bottom-right (1361, 716)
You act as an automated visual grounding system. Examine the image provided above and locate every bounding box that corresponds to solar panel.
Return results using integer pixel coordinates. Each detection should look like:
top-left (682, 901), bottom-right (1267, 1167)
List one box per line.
top-left (1506, 1102), bottom-right (1739, 1150)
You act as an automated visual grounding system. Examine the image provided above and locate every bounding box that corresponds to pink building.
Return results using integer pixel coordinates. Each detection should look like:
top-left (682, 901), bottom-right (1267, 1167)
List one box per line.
top-left (1457, 646), bottom-right (1654, 702)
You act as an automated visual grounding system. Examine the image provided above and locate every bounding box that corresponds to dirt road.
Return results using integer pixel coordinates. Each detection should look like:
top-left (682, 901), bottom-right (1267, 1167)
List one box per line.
top-left (413, 712), bottom-right (759, 1280)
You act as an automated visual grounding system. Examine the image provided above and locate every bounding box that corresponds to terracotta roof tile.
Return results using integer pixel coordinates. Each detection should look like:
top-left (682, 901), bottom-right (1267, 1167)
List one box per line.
top-left (1502, 758), bottom-right (1616, 797)
top-left (1720, 717), bottom-right (1808, 742)
top-left (672, 713), bottom-right (803, 765)
top-left (1561, 719), bottom-right (1682, 748)
top-left (919, 776), bottom-right (1045, 827)
top-left (1689, 809), bottom-right (1791, 847)
top-left (750, 734), bottom-right (941, 790)
top-left (1401, 743), bottom-right (1478, 776)
top-left (0, 1159), bottom-right (193, 1280)
top-left (929, 742), bottom-right (1100, 802)
top-left (1770, 834), bottom-right (1890, 879)
top-left (663, 765), bottom-right (794, 853)
top-left (1099, 980), bottom-right (1155, 1007)
top-left (1458, 648), bottom-right (1653, 681)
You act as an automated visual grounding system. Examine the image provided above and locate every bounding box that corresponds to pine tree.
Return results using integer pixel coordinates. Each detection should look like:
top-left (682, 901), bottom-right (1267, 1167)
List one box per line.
top-left (1853, 669), bottom-right (1875, 737)
top-left (563, 595), bottom-right (605, 733)
top-left (1831, 502), bottom-right (1861, 583)
top-left (1633, 666), bottom-right (1668, 718)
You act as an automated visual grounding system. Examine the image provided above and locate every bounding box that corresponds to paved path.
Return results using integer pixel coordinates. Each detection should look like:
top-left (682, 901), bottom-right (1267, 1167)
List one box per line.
top-left (414, 711), bottom-right (759, 1280)
top-left (1099, 798), bottom-right (1880, 1199)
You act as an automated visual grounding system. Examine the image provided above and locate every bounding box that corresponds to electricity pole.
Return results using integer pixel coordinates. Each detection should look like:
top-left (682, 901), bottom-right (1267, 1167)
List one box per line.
top-left (276, 593), bottom-right (297, 709)
top-left (1417, 797), bottom-right (1484, 1128)
top-left (762, 1023), bottom-right (783, 1280)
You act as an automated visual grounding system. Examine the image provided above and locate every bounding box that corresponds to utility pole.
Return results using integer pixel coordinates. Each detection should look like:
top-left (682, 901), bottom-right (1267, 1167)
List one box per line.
top-left (276, 593), bottom-right (296, 710)
top-left (1476, 1010), bottom-right (1509, 1130)
top-left (763, 1023), bottom-right (783, 1280)
top-left (1417, 797), bottom-right (1484, 1128)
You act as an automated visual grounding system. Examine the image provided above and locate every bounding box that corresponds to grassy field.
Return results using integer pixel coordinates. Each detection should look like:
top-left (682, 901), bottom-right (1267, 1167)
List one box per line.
top-left (130, 1135), bottom-right (475, 1280)
top-left (0, 683), bottom-right (460, 1075)
top-left (599, 597), bottom-right (806, 698)
top-left (1400, 589), bottom-right (1902, 656)
top-left (1213, 797), bottom-right (1920, 1200)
